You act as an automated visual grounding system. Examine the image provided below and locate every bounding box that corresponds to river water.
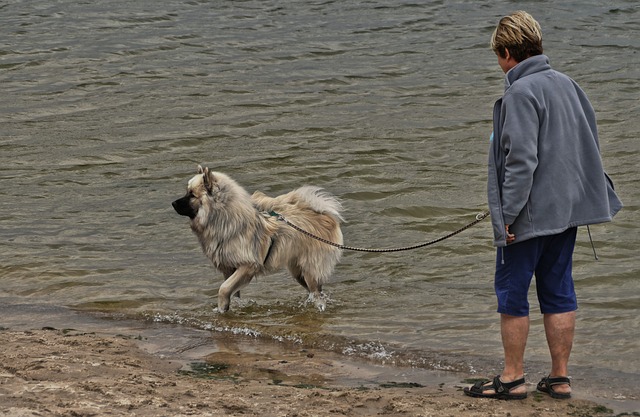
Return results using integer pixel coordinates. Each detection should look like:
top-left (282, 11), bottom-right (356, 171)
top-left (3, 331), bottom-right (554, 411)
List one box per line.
top-left (2, 0), bottom-right (639, 410)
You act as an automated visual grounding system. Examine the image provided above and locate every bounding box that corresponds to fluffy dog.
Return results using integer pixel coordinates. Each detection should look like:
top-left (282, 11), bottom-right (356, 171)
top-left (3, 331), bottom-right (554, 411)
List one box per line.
top-left (172, 166), bottom-right (343, 312)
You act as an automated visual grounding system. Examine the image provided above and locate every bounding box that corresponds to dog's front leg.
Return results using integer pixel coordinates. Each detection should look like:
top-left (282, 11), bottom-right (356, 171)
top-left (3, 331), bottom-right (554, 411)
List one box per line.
top-left (220, 267), bottom-right (241, 298)
top-left (217, 265), bottom-right (257, 312)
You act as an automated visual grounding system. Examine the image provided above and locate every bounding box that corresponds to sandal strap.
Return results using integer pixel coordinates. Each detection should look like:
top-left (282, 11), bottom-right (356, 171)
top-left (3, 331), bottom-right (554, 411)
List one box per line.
top-left (471, 379), bottom-right (491, 391)
top-left (469, 375), bottom-right (526, 394)
top-left (493, 375), bottom-right (526, 393)
top-left (544, 376), bottom-right (571, 387)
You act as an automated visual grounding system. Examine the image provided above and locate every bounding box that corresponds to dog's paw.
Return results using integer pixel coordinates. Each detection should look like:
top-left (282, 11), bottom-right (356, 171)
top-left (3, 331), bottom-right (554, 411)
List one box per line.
top-left (306, 292), bottom-right (328, 312)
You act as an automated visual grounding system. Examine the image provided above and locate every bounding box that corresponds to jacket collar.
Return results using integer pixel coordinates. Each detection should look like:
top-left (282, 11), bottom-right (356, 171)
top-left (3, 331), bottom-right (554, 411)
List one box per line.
top-left (504, 54), bottom-right (551, 90)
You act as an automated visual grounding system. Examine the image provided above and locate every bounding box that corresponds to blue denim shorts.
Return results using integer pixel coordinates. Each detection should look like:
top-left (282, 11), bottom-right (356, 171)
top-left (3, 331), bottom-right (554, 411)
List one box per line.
top-left (494, 227), bottom-right (578, 316)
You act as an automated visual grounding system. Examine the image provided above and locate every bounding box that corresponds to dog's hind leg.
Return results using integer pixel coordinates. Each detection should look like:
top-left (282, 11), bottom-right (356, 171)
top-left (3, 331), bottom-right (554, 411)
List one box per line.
top-left (290, 263), bottom-right (327, 311)
top-left (288, 263), bottom-right (309, 291)
top-left (217, 265), bottom-right (257, 312)
top-left (309, 285), bottom-right (327, 311)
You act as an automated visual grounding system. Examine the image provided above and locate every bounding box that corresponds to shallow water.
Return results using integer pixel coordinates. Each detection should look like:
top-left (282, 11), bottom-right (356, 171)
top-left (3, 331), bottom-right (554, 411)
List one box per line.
top-left (2, 0), bottom-right (639, 410)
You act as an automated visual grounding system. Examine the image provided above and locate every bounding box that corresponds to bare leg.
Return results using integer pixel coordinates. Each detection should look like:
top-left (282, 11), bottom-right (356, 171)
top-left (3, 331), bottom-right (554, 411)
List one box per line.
top-left (543, 311), bottom-right (575, 395)
top-left (501, 314), bottom-right (529, 382)
top-left (477, 314), bottom-right (529, 394)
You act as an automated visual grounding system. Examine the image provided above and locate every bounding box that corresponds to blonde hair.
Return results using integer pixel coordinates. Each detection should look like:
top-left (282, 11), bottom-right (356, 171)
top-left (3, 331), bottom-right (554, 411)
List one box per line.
top-left (491, 11), bottom-right (543, 62)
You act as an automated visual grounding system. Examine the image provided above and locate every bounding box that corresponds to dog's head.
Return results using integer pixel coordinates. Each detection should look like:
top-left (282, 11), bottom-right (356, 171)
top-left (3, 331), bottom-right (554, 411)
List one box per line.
top-left (172, 165), bottom-right (219, 219)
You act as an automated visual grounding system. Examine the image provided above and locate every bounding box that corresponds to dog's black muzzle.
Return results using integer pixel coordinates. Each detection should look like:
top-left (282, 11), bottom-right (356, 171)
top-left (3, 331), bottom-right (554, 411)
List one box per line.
top-left (172, 195), bottom-right (197, 219)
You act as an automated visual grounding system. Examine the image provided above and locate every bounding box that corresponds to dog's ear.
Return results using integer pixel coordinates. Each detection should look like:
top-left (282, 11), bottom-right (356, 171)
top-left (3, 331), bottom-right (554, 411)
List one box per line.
top-left (197, 165), bottom-right (204, 174)
top-left (202, 166), bottom-right (215, 194)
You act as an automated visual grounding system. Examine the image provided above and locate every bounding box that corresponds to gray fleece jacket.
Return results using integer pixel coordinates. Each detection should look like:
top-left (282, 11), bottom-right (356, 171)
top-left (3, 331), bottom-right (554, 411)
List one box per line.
top-left (487, 54), bottom-right (622, 247)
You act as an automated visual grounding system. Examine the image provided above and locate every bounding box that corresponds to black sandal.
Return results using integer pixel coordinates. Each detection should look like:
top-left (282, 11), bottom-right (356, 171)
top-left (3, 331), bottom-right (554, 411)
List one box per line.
top-left (464, 375), bottom-right (527, 400)
top-left (537, 375), bottom-right (571, 399)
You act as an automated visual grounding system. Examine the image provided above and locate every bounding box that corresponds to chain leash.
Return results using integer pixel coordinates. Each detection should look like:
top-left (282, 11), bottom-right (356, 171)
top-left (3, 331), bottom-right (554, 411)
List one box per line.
top-left (267, 210), bottom-right (490, 253)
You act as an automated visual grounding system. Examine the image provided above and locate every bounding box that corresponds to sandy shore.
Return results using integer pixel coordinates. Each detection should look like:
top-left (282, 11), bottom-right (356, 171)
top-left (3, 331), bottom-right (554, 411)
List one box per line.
top-left (0, 327), bottom-right (620, 417)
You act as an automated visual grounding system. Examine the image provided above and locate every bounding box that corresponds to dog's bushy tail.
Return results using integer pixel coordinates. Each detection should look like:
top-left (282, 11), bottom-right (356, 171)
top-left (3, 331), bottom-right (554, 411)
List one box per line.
top-left (295, 186), bottom-right (344, 222)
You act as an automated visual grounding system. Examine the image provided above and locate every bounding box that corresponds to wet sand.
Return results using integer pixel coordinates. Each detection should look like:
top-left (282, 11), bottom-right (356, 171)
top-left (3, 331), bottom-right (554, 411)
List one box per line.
top-left (0, 324), bottom-right (620, 417)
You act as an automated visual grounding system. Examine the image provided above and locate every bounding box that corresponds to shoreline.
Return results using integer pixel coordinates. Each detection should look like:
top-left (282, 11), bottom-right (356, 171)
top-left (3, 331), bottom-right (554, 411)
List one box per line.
top-left (1, 303), bottom-right (636, 416)
top-left (0, 328), bottom-right (618, 417)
